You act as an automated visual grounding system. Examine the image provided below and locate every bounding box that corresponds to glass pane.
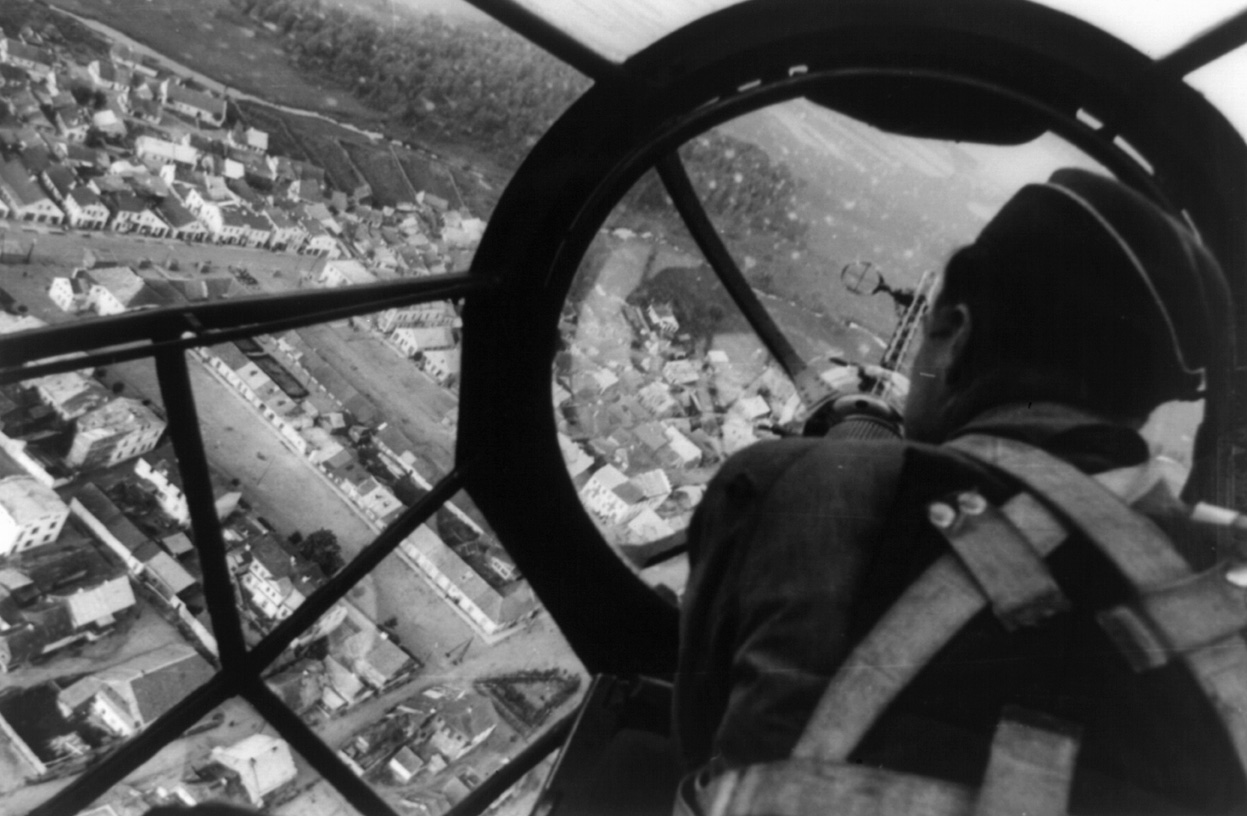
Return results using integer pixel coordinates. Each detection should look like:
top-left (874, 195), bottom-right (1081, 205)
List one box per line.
top-left (555, 97), bottom-right (1123, 590)
top-left (189, 300), bottom-right (463, 608)
top-left (502, 0), bottom-right (742, 64)
top-left (259, 487), bottom-right (583, 812)
top-left (710, 101), bottom-right (1104, 372)
top-left (556, 215), bottom-right (777, 592)
top-left (0, 643), bottom-right (218, 814)
top-left (0, 347), bottom-right (214, 668)
top-left (8, 694), bottom-right (364, 816)
top-left (1188, 47), bottom-right (1247, 143)
top-left (1032, 0), bottom-right (1247, 60)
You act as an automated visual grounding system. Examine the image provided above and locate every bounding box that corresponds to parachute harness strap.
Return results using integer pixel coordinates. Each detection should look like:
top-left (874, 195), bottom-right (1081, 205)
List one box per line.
top-left (950, 434), bottom-right (1247, 775)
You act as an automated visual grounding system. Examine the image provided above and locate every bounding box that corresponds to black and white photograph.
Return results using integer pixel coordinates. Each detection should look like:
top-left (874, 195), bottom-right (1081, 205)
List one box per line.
top-left (0, 1), bottom-right (1245, 815)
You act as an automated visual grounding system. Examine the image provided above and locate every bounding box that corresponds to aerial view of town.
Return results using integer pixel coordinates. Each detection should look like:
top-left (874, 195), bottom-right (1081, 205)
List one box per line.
top-left (0, 0), bottom-right (1180, 814)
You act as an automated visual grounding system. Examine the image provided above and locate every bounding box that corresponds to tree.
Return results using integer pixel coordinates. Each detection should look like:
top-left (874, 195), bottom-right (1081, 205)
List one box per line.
top-left (301, 528), bottom-right (344, 575)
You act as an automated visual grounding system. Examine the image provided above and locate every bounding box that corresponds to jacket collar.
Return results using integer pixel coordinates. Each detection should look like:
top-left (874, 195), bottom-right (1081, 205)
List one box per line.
top-left (950, 401), bottom-right (1150, 470)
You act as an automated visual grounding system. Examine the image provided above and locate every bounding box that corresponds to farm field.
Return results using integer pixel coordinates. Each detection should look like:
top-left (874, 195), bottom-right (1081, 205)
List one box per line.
top-left (294, 132), bottom-right (369, 196)
top-left (342, 141), bottom-right (418, 207)
top-left (234, 100), bottom-right (311, 162)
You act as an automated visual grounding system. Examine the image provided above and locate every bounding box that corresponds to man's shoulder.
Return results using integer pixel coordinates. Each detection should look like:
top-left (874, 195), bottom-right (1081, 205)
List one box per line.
top-left (714, 436), bottom-right (916, 502)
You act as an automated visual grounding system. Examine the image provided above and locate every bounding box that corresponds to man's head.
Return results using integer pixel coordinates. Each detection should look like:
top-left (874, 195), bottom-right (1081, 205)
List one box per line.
top-left (903, 168), bottom-right (1232, 443)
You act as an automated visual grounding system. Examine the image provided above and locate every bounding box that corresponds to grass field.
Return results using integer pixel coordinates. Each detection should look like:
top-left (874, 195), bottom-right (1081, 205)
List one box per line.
top-left (294, 133), bottom-right (367, 194)
top-left (396, 152), bottom-right (463, 207)
top-left (234, 101), bottom-right (310, 161)
top-left (342, 141), bottom-right (417, 207)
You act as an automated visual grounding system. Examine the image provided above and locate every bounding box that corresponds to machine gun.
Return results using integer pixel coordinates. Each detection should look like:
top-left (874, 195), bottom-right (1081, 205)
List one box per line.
top-left (796, 264), bottom-right (937, 438)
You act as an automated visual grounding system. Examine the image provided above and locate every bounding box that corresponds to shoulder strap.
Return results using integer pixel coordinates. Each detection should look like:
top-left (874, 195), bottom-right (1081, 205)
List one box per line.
top-left (794, 439), bottom-right (1153, 762)
top-left (949, 434), bottom-right (1247, 776)
top-left (948, 435), bottom-right (1188, 585)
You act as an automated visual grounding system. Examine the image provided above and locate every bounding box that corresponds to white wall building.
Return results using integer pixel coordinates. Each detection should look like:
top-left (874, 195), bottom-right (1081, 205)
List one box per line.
top-left (211, 735), bottom-right (297, 807)
top-left (63, 187), bottom-right (110, 230)
top-left (0, 475), bottom-right (70, 556)
top-left (134, 135), bottom-right (199, 167)
top-left (420, 348), bottom-right (461, 386)
top-left (66, 397), bottom-right (166, 471)
top-left (579, 465), bottom-right (645, 525)
top-left (392, 326), bottom-right (456, 357)
top-left (318, 259), bottom-right (377, 288)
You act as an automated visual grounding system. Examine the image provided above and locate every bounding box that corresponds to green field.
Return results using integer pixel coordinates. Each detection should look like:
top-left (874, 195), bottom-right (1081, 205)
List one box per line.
top-left (343, 141), bottom-right (418, 207)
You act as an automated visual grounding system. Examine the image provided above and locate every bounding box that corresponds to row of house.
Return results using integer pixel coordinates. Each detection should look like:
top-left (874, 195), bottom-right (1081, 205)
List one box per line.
top-left (0, 24), bottom-right (493, 280)
top-left (400, 525), bottom-right (536, 638)
top-left (0, 35), bottom-right (350, 257)
top-left (192, 306), bottom-right (524, 637)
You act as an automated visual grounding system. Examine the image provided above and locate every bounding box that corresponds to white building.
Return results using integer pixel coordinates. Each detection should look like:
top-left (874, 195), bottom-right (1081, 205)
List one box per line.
top-left (733, 394), bottom-right (771, 421)
top-left (134, 135), bottom-right (199, 167)
top-left (664, 425), bottom-right (703, 467)
top-left (263, 208), bottom-right (307, 251)
top-left (0, 159), bottom-right (64, 224)
top-left (48, 275), bottom-right (92, 313)
top-left (377, 301), bottom-right (458, 331)
top-left (392, 326), bottom-right (456, 357)
top-left (637, 381), bottom-right (680, 416)
top-left (625, 507), bottom-right (675, 544)
top-left (1, 38), bottom-right (55, 78)
top-left (421, 348), bottom-right (461, 386)
top-left (164, 83), bottom-right (227, 127)
top-left (301, 220), bottom-right (341, 258)
top-left (318, 259), bottom-right (377, 288)
top-left (399, 525), bottom-right (537, 637)
top-left (720, 415), bottom-right (759, 456)
top-left (57, 644), bottom-right (213, 738)
top-left (66, 397), bottom-right (166, 470)
top-left (84, 265), bottom-right (148, 315)
top-left (239, 536), bottom-right (318, 621)
top-left (630, 468), bottom-right (672, 507)
top-left (108, 194), bottom-right (167, 236)
top-left (63, 187), bottom-right (109, 230)
top-left (0, 475), bottom-right (70, 556)
top-left (662, 359), bottom-right (703, 386)
top-left (34, 371), bottom-right (113, 421)
top-left (63, 575), bottom-right (136, 629)
top-left (232, 127), bottom-right (269, 153)
top-left (579, 465), bottom-right (645, 525)
top-left (558, 432), bottom-right (594, 479)
top-left (217, 208), bottom-right (251, 246)
top-left (86, 60), bottom-right (131, 92)
top-left (211, 735), bottom-right (297, 807)
top-left (191, 199), bottom-right (225, 239)
top-left (133, 451), bottom-right (240, 527)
